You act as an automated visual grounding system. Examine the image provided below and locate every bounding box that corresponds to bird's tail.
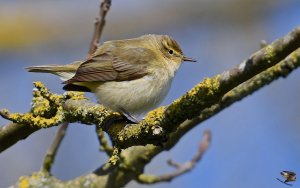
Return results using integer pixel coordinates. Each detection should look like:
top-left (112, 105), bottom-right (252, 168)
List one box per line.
top-left (26, 61), bottom-right (82, 81)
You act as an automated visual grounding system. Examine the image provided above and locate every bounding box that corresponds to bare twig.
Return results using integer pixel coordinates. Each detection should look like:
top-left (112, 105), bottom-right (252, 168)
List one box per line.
top-left (96, 126), bottom-right (113, 156)
top-left (137, 130), bottom-right (211, 184)
top-left (87, 0), bottom-right (112, 58)
top-left (42, 122), bottom-right (69, 173)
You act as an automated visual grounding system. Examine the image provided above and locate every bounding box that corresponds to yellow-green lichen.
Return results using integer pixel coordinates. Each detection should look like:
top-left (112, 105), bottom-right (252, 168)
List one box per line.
top-left (264, 45), bottom-right (275, 63)
top-left (143, 106), bottom-right (165, 127)
top-left (33, 81), bottom-right (64, 105)
top-left (31, 97), bottom-right (51, 116)
top-left (17, 172), bottom-right (52, 188)
top-left (4, 106), bottom-right (63, 128)
top-left (33, 81), bottom-right (45, 89)
top-left (190, 76), bottom-right (221, 97)
top-left (19, 176), bottom-right (30, 188)
top-left (109, 147), bottom-right (120, 165)
top-left (87, 105), bottom-right (109, 119)
top-left (165, 75), bottom-right (221, 123)
top-left (116, 124), bottom-right (141, 142)
top-left (64, 91), bottom-right (86, 100)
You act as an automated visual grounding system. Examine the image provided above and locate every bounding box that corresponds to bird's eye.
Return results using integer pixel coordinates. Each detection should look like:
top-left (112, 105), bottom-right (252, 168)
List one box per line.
top-left (168, 49), bottom-right (174, 55)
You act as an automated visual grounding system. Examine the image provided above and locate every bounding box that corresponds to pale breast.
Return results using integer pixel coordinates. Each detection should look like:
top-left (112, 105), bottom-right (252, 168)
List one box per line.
top-left (94, 71), bottom-right (173, 116)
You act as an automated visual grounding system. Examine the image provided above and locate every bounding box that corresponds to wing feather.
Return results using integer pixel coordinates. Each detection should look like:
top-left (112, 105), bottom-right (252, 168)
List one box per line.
top-left (64, 47), bottom-right (155, 84)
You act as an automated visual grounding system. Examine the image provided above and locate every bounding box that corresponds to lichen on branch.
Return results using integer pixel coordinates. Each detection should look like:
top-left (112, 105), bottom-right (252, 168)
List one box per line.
top-left (1, 25), bottom-right (300, 188)
top-left (2, 27), bottom-right (300, 151)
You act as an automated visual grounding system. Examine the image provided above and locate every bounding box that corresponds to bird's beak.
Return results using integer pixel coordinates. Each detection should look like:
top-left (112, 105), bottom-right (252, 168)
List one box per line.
top-left (183, 56), bottom-right (197, 62)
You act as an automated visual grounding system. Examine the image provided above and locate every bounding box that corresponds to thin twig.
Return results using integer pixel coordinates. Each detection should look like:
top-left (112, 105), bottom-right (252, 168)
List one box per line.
top-left (87, 0), bottom-right (112, 58)
top-left (137, 130), bottom-right (211, 184)
top-left (41, 122), bottom-right (69, 173)
top-left (96, 126), bottom-right (113, 156)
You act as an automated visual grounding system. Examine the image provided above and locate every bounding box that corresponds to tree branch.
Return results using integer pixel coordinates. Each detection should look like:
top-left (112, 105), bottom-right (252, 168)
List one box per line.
top-left (2, 27), bottom-right (300, 154)
top-left (41, 122), bottom-right (69, 173)
top-left (110, 26), bottom-right (300, 149)
top-left (0, 122), bottom-right (39, 152)
top-left (137, 130), bottom-right (211, 184)
top-left (96, 126), bottom-right (113, 156)
top-left (176, 47), bottom-right (300, 137)
top-left (2, 26), bottom-right (300, 188)
top-left (87, 0), bottom-right (112, 58)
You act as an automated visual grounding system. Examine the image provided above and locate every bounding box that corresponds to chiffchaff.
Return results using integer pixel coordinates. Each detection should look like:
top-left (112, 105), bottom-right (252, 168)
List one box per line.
top-left (26, 34), bottom-right (196, 119)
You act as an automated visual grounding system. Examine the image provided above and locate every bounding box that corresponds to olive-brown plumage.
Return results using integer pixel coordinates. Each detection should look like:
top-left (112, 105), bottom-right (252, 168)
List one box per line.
top-left (26, 34), bottom-right (196, 116)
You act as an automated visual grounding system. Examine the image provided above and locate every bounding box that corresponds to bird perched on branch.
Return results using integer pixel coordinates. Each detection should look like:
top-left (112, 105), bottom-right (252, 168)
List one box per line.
top-left (26, 34), bottom-right (196, 122)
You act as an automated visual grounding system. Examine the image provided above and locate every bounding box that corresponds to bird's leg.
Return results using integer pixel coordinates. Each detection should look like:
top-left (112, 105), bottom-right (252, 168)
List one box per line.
top-left (118, 107), bottom-right (139, 124)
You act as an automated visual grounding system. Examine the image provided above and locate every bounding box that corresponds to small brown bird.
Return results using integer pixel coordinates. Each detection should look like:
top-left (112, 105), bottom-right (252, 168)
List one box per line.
top-left (277, 171), bottom-right (296, 186)
top-left (26, 35), bottom-right (196, 121)
top-left (281, 171), bottom-right (296, 183)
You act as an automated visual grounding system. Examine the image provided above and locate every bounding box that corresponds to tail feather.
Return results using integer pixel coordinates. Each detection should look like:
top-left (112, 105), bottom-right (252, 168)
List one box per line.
top-left (26, 65), bottom-right (67, 73)
top-left (26, 62), bottom-right (82, 81)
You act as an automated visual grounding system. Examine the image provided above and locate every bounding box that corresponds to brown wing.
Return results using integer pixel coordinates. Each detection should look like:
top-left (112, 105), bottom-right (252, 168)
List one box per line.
top-left (64, 47), bottom-right (154, 84)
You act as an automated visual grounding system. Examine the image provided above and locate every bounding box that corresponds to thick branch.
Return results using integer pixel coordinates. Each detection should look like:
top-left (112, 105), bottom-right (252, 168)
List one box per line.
top-left (0, 28), bottom-right (300, 187)
top-left (0, 123), bottom-right (39, 152)
top-left (2, 27), bottom-right (300, 154)
top-left (164, 26), bottom-right (300, 130)
top-left (177, 47), bottom-right (300, 137)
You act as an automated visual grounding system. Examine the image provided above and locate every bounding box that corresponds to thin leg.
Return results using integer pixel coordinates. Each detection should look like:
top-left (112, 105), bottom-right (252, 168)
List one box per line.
top-left (118, 107), bottom-right (139, 124)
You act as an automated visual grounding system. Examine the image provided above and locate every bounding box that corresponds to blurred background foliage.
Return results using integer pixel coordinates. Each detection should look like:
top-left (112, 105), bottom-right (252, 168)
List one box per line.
top-left (0, 0), bottom-right (300, 188)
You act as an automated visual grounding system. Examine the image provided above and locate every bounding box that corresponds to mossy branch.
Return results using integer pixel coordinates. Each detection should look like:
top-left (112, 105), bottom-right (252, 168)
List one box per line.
top-left (1, 26), bottom-right (300, 187)
top-left (96, 126), bottom-right (114, 156)
top-left (2, 27), bottom-right (300, 153)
